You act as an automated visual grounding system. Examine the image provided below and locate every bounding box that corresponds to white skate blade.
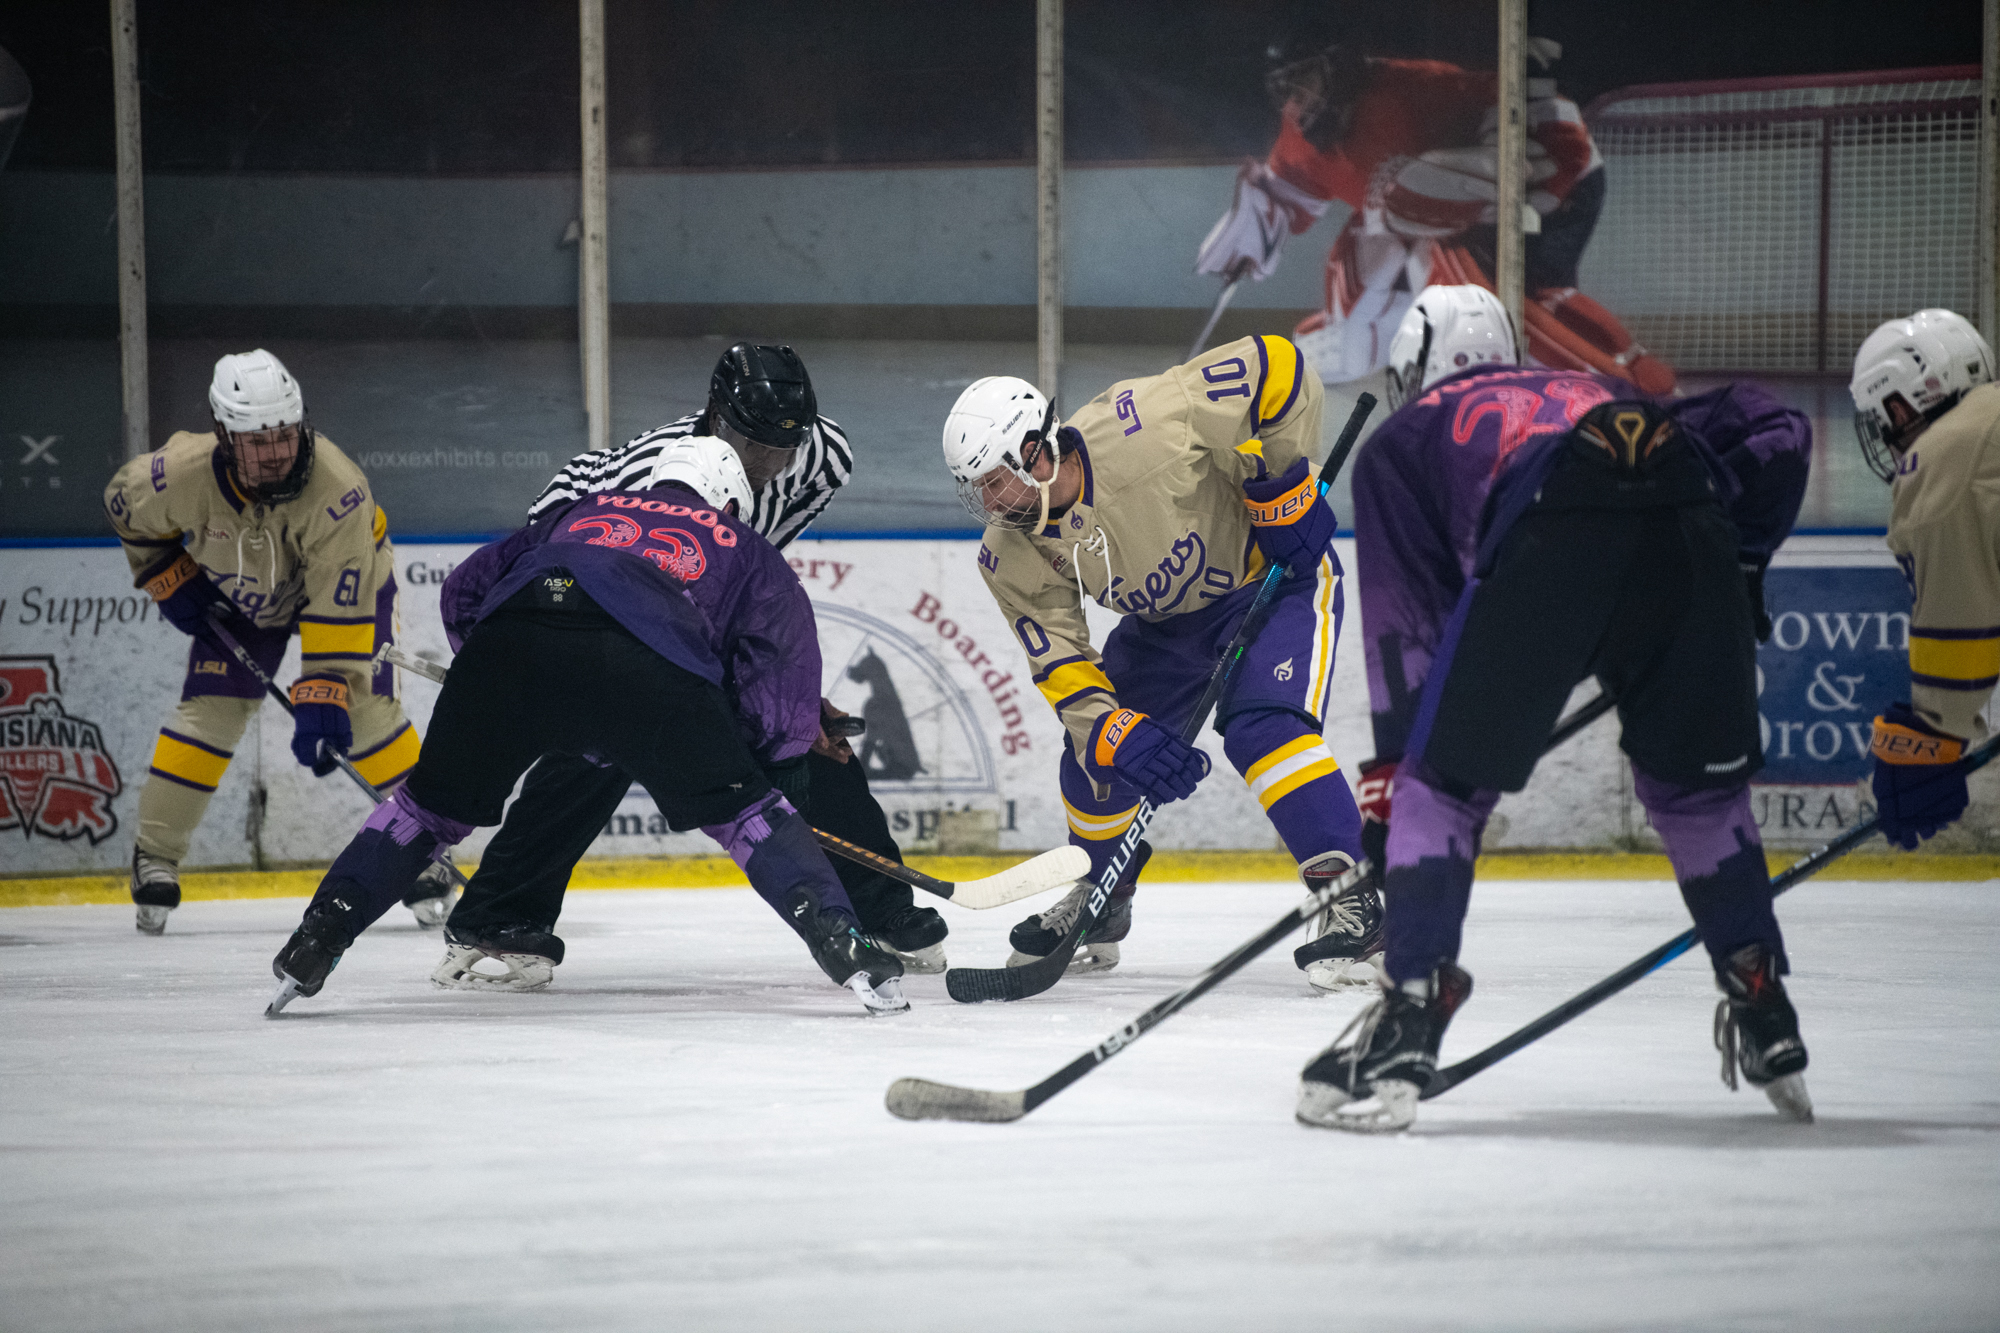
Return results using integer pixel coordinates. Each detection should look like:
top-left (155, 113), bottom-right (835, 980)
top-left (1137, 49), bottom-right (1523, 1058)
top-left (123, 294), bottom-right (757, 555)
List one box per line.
top-left (406, 892), bottom-right (456, 929)
top-left (949, 845), bottom-right (1091, 910)
top-left (1299, 1078), bottom-right (1420, 1133)
top-left (1762, 1072), bottom-right (1814, 1123)
top-left (1004, 940), bottom-right (1119, 974)
top-left (265, 976), bottom-right (303, 1017)
top-left (430, 943), bottom-right (554, 992)
top-left (892, 942), bottom-right (947, 975)
top-left (135, 904), bottom-right (172, 936)
top-left (846, 972), bottom-right (910, 1016)
top-left (1304, 951), bottom-right (1385, 993)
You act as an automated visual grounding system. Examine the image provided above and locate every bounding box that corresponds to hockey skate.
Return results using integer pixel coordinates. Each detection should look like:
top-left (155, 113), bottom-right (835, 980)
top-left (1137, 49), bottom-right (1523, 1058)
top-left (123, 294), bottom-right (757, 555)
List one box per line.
top-left (785, 890), bottom-right (908, 1015)
top-left (130, 847), bottom-right (181, 936)
top-left (402, 855), bottom-right (459, 929)
top-left (1006, 841), bottom-right (1151, 974)
top-left (1291, 851), bottom-right (1384, 992)
top-left (1713, 943), bottom-right (1813, 1123)
top-left (431, 923), bottom-right (564, 992)
top-left (1297, 961), bottom-right (1473, 1133)
top-left (872, 902), bottom-right (949, 975)
top-left (267, 900), bottom-right (362, 1016)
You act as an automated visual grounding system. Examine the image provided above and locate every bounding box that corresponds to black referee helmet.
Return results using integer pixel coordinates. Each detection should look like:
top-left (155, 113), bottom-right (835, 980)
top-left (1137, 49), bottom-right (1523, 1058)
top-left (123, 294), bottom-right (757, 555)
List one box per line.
top-left (709, 343), bottom-right (817, 450)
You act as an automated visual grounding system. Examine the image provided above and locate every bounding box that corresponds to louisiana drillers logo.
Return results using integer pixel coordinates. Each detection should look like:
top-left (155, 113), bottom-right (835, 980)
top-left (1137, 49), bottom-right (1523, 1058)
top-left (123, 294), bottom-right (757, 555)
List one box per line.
top-left (0, 656), bottom-right (125, 844)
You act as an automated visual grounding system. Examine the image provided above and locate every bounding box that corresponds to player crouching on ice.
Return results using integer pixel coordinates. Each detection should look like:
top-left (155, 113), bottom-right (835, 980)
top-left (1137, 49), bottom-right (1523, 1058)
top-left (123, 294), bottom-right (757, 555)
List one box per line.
top-left (1298, 294), bottom-right (1815, 1130)
top-left (268, 437), bottom-right (908, 1016)
top-left (942, 338), bottom-right (1368, 978)
top-left (105, 350), bottom-right (448, 936)
top-left (1848, 310), bottom-right (1999, 852)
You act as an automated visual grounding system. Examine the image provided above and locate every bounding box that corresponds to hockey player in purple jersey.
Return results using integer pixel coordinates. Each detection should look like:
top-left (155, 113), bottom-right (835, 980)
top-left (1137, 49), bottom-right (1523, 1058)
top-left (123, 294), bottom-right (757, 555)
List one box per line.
top-left (267, 438), bottom-right (907, 1017)
top-left (1297, 285), bottom-right (1814, 1132)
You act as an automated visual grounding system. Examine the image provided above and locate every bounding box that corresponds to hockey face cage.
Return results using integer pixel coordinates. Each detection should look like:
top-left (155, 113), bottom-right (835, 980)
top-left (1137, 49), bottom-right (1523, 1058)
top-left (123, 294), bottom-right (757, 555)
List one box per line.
top-left (1854, 391), bottom-right (1954, 483)
top-left (217, 420), bottom-right (316, 504)
top-left (1384, 321), bottom-right (1435, 412)
top-left (955, 397), bottom-right (1062, 532)
top-left (1264, 45), bottom-right (1367, 149)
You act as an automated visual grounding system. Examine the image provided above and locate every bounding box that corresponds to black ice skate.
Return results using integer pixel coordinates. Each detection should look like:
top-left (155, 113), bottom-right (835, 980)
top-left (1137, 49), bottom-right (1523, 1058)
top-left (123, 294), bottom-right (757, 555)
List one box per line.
top-left (1291, 851), bottom-right (1384, 992)
top-left (784, 890), bottom-right (908, 1015)
top-left (267, 899), bottom-right (363, 1016)
top-left (1297, 961), bottom-right (1473, 1133)
top-left (1006, 841), bottom-right (1151, 974)
top-left (430, 923), bottom-right (565, 992)
top-left (130, 847), bottom-right (181, 936)
top-left (872, 902), bottom-right (949, 975)
top-left (401, 855), bottom-right (459, 930)
top-left (1713, 943), bottom-right (1813, 1122)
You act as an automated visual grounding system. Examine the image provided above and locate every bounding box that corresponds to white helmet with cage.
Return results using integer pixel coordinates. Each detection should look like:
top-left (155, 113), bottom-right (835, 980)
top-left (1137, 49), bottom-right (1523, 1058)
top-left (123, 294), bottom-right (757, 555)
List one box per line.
top-left (208, 349), bottom-right (314, 503)
top-left (1384, 284), bottom-right (1519, 410)
top-left (941, 375), bottom-right (1059, 531)
top-left (1849, 308), bottom-right (1995, 480)
top-left (646, 434), bottom-right (754, 516)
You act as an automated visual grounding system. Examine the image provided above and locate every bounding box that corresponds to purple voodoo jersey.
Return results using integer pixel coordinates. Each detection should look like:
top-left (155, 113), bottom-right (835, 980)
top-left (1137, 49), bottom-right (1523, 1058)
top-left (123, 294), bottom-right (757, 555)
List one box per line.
top-left (1353, 366), bottom-right (1811, 759)
top-left (438, 483), bottom-right (824, 764)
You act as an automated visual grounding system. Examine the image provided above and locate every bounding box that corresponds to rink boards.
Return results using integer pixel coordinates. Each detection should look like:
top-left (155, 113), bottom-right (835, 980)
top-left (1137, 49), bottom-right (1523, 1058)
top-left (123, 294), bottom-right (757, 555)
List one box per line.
top-left (3, 532), bottom-right (1992, 875)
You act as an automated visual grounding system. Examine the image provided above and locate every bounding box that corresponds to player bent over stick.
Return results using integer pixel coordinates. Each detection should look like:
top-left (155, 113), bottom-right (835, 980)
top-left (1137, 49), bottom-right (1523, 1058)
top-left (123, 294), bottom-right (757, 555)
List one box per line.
top-left (942, 336), bottom-right (1369, 978)
top-left (105, 350), bottom-right (450, 936)
top-left (1300, 293), bottom-right (1815, 1131)
top-left (1848, 310), bottom-right (2000, 852)
top-left (443, 344), bottom-right (954, 984)
top-left (268, 438), bottom-right (908, 1016)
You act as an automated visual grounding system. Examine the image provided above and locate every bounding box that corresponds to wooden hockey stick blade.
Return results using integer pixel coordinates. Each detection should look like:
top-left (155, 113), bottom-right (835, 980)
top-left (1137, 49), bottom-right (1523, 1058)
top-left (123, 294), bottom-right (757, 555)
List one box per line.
top-left (1421, 732), bottom-right (2000, 1100)
top-left (812, 832), bottom-right (1087, 910)
top-left (885, 1077), bottom-right (1028, 1123)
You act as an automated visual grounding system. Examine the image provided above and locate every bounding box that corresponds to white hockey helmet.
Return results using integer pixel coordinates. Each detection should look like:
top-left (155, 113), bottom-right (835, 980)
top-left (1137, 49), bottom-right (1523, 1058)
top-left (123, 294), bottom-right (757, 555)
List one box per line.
top-left (210, 349), bottom-right (304, 432)
top-left (1385, 284), bottom-right (1519, 410)
top-left (209, 349), bottom-right (313, 503)
top-left (941, 375), bottom-right (1060, 531)
top-left (1849, 308), bottom-right (1995, 480)
top-left (647, 434), bottom-right (754, 516)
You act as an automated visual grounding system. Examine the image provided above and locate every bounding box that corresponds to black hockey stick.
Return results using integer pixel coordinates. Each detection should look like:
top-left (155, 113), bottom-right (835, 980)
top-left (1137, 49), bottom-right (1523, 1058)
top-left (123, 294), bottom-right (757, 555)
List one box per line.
top-left (944, 392), bottom-right (1378, 1005)
top-left (890, 686), bottom-right (1620, 1119)
top-left (204, 613), bottom-right (470, 890)
top-left (1186, 259), bottom-right (1252, 362)
top-left (1422, 731), bottom-right (2000, 1099)
top-left (374, 642), bottom-right (1084, 907)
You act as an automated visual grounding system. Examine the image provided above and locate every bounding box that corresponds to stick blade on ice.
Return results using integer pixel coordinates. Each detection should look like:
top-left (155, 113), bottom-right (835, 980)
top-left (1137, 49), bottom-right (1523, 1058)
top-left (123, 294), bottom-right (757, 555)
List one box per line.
top-left (884, 1078), bottom-right (1026, 1123)
top-left (949, 845), bottom-right (1089, 910)
top-left (945, 945), bottom-right (1070, 1003)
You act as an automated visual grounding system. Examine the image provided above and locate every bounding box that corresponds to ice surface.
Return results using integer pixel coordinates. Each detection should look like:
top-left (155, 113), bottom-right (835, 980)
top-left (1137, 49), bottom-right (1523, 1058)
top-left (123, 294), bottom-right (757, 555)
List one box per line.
top-left (3, 878), bottom-right (1996, 1331)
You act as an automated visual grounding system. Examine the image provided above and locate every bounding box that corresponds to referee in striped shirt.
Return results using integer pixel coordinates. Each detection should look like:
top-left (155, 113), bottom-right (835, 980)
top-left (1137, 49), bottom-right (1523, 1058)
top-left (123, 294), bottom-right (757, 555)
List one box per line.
top-left (442, 343), bottom-right (952, 975)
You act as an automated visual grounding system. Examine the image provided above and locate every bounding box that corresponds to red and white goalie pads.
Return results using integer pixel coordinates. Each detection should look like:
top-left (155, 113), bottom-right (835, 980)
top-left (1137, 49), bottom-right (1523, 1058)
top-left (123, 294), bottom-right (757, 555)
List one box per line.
top-left (1195, 159), bottom-right (1331, 282)
top-left (1294, 219), bottom-right (1439, 384)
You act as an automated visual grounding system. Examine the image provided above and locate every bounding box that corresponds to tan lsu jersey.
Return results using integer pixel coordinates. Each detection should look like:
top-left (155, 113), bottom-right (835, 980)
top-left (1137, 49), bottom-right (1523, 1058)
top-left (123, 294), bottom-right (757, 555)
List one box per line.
top-left (978, 335), bottom-right (1324, 753)
top-left (104, 430), bottom-right (399, 700)
top-left (1886, 382), bottom-right (2000, 742)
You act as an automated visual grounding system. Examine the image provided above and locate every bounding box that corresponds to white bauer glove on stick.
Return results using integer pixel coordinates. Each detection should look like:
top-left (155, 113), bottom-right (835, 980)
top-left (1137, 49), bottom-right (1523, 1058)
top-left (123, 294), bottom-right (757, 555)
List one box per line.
top-left (1195, 159), bottom-right (1330, 281)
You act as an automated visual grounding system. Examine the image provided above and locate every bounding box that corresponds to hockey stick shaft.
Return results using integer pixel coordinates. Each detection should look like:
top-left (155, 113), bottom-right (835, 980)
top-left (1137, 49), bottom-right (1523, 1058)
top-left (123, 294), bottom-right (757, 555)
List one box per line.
top-left (204, 615), bottom-right (471, 891)
top-left (1422, 732), bottom-right (2000, 1099)
top-left (1186, 261), bottom-right (1250, 363)
top-left (889, 687), bottom-right (1619, 1119)
top-left (943, 393), bottom-right (1378, 1004)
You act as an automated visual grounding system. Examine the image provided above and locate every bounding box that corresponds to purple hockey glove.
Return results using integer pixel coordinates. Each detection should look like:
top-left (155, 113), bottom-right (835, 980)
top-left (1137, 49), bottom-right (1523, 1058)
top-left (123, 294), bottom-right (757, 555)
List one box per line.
top-left (142, 551), bottom-right (238, 639)
top-left (289, 674), bottom-right (354, 777)
top-left (1869, 703), bottom-right (1969, 850)
top-left (1241, 451), bottom-right (1337, 577)
top-left (1085, 708), bottom-right (1210, 805)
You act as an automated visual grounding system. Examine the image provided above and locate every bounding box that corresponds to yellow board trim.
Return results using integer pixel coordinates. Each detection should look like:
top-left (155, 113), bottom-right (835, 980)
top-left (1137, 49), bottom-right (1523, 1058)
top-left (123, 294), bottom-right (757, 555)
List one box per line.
top-left (300, 618), bottom-right (375, 657)
top-left (1909, 635), bottom-right (2000, 681)
top-left (151, 732), bottom-right (232, 790)
top-left (1036, 659), bottom-right (1115, 710)
top-left (1256, 335), bottom-right (1301, 424)
top-left (7, 850), bottom-right (1998, 907)
top-left (350, 724), bottom-right (421, 787)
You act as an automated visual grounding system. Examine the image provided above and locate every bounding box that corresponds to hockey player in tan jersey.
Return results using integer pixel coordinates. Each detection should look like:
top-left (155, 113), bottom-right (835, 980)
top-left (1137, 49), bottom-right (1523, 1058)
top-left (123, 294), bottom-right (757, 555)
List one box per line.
top-left (1850, 309), bottom-right (2000, 848)
top-left (103, 350), bottom-right (441, 934)
top-left (943, 336), bottom-right (1369, 977)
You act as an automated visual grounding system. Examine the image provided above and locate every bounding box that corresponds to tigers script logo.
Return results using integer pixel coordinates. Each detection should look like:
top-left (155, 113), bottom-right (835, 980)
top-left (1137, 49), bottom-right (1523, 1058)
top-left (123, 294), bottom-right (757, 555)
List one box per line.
top-left (0, 656), bottom-right (125, 845)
